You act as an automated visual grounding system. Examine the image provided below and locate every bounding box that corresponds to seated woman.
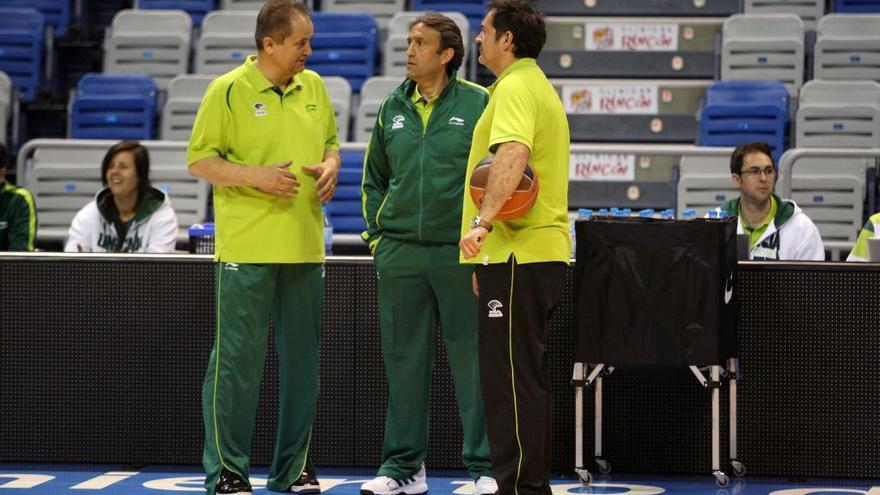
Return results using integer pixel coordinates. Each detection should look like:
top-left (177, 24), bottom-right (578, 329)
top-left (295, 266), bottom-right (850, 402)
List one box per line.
top-left (65, 141), bottom-right (178, 253)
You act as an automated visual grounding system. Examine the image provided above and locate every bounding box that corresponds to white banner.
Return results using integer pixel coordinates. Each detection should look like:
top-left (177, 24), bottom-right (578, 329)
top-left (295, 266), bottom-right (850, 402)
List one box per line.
top-left (562, 85), bottom-right (659, 114)
top-left (570, 153), bottom-right (636, 181)
top-left (585, 23), bottom-right (679, 52)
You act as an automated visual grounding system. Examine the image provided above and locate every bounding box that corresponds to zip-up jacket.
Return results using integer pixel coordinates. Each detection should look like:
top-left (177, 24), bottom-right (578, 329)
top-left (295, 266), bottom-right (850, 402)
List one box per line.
top-left (65, 186), bottom-right (178, 253)
top-left (0, 181), bottom-right (37, 251)
top-left (721, 193), bottom-right (824, 261)
top-left (361, 77), bottom-right (488, 248)
top-left (847, 211), bottom-right (880, 262)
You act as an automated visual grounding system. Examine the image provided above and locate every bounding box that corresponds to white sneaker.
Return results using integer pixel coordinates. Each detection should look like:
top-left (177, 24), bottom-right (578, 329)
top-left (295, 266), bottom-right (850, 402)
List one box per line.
top-left (473, 476), bottom-right (498, 495)
top-left (360, 464), bottom-right (428, 495)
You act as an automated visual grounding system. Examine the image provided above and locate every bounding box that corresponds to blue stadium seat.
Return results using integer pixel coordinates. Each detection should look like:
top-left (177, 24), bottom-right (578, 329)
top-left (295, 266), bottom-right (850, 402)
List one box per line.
top-left (13, 0), bottom-right (70, 37)
top-left (699, 80), bottom-right (788, 163)
top-left (326, 148), bottom-right (366, 234)
top-left (309, 13), bottom-right (377, 93)
top-left (69, 74), bottom-right (157, 140)
top-left (834, 0), bottom-right (880, 12)
top-left (411, 0), bottom-right (486, 32)
top-left (0, 8), bottom-right (44, 102)
top-left (138, 0), bottom-right (216, 27)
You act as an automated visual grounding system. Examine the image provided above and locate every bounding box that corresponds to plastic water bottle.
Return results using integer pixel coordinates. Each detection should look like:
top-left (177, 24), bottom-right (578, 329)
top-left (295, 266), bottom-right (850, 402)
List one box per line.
top-left (681, 209), bottom-right (697, 220)
top-left (639, 208), bottom-right (655, 218)
top-left (707, 208), bottom-right (729, 219)
top-left (322, 207), bottom-right (333, 255)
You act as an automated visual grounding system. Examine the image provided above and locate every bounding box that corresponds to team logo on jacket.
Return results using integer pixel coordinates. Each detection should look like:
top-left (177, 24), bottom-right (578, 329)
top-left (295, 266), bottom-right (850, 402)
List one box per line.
top-left (448, 117), bottom-right (465, 126)
top-left (391, 115), bottom-right (405, 129)
top-left (487, 300), bottom-right (504, 318)
top-left (253, 102), bottom-right (268, 117)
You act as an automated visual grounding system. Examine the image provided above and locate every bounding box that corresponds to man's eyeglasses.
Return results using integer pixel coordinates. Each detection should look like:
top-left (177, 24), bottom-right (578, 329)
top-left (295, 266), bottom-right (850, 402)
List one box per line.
top-left (739, 166), bottom-right (775, 178)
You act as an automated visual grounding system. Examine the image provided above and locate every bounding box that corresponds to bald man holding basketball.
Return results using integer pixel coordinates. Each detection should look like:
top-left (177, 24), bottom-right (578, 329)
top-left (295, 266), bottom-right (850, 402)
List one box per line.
top-left (458, 1), bottom-right (570, 495)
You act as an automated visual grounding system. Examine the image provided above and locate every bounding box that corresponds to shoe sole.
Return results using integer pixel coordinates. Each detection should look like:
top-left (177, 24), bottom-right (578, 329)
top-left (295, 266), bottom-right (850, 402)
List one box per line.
top-left (291, 487), bottom-right (321, 494)
top-left (360, 482), bottom-right (428, 495)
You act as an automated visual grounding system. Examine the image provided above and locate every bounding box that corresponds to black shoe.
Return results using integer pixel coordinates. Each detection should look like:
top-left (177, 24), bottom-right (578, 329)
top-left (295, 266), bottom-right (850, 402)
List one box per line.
top-left (215, 468), bottom-right (252, 495)
top-left (290, 463), bottom-right (321, 494)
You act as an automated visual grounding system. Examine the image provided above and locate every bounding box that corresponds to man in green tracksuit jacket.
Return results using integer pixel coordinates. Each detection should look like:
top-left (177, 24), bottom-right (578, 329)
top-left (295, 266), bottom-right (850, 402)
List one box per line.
top-left (361, 13), bottom-right (497, 495)
top-left (0, 143), bottom-right (37, 251)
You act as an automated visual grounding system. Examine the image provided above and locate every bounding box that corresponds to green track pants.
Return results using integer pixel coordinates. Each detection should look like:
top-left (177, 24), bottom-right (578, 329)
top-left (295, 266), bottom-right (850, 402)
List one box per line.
top-left (374, 237), bottom-right (492, 480)
top-left (202, 262), bottom-right (323, 493)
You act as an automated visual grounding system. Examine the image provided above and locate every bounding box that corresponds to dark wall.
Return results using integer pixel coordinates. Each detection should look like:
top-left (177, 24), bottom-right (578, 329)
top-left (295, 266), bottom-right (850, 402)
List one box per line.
top-left (1, 256), bottom-right (879, 478)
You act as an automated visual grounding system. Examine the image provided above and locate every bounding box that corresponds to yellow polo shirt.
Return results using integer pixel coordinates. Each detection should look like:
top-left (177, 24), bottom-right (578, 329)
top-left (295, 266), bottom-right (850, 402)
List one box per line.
top-left (460, 58), bottom-right (571, 264)
top-left (411, 85), bottom-right (437, 129)
top-left (188, 56), bottom-right (339, 263)
top-left (741, 196), bottom-right (777, 248)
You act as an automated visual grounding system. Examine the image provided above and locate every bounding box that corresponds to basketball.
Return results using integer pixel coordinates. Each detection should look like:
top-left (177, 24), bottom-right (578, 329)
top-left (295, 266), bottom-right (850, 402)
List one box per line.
top-left (468, 155), bottom-right (539, 220)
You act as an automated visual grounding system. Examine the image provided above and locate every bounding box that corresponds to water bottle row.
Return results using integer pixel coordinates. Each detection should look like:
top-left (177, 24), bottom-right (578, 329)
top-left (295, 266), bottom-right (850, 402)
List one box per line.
top-left (576, 207), bottom-right (730, 221)
top-left (569, 207), bottom-right (731, 258)
top-left (187, 208), bottom-right (335, 255)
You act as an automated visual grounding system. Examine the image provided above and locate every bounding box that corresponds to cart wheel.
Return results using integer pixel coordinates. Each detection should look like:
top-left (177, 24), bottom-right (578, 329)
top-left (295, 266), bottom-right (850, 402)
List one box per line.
top-left (730, 460), bottom-right (745, 477)
top-left (577, 469), bottom-right (592, 486)
top-left (714, 471), bottom-right (729, 488)
top-left (596, 458), bottom-right (611, 474)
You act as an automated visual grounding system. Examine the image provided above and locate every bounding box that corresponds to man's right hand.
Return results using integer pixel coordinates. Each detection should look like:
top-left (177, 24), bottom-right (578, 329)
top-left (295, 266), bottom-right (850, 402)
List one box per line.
top-left (255, 161), bottom-right (300, 198)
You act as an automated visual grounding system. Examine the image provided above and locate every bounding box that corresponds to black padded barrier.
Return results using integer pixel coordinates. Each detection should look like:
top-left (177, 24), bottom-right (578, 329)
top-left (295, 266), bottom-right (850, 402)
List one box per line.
top-left (1, 255), bottom-right (879, 478)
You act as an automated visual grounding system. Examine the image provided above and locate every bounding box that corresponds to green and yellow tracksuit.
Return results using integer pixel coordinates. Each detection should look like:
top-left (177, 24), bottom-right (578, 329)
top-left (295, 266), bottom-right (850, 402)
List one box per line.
top-left (188, 56), bottom-right (338, 493)
top-left (361, 75), bottom-right (492, 480)
top-left (0, 181), bottom-right (37, 251)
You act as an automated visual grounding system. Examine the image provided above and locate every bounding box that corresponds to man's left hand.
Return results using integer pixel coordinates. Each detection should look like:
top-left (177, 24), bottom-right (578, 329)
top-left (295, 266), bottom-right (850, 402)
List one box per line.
top-left (303, 158), bottom-right (340, 203)
top-left (459, 226), bottom-right (487, 259)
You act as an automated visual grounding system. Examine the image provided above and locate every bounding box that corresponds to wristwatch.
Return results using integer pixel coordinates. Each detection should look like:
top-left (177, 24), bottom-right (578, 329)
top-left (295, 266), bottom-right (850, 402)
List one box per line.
top-left (470, 215), bottom-right (493, 232)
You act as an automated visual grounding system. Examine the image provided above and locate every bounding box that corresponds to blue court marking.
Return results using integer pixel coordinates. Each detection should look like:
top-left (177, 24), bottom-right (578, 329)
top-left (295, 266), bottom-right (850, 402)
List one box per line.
top-left (0, 465), bottom-right (877, 494)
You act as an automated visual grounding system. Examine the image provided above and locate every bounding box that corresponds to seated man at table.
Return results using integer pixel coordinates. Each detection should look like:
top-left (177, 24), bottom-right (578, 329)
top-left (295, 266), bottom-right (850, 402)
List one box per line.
top-left (719, 142), bottom-right (824, 261)
top-left (846, 211), bottom-right (880, 262)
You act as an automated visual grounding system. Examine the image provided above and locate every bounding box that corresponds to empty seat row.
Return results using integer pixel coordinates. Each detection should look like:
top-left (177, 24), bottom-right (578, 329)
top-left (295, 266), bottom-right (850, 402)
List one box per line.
top-left (104, 9), bottom-right (377, 91)
top-left (69, 72), bottom-right (880, 156)
top-left (695, 79), bottom-right (880, 161)
top-left (534, 0), bottom-right (879, 20)
top-left (537, 13), bottom-right (880, 95)
top-left (722, 13), bottom-right (880, 95)
top-left (0, 8), bottom-right (44, 102)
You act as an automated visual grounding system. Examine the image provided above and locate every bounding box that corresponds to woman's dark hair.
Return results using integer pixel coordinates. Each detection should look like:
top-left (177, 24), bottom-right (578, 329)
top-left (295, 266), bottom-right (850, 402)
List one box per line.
top-left (101, 140), bottom-right (151, 203)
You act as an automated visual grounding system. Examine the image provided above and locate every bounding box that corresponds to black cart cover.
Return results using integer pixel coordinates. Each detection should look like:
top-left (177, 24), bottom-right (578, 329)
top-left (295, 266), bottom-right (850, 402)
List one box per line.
top-left (574, 217), bottom-right (738, 366)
